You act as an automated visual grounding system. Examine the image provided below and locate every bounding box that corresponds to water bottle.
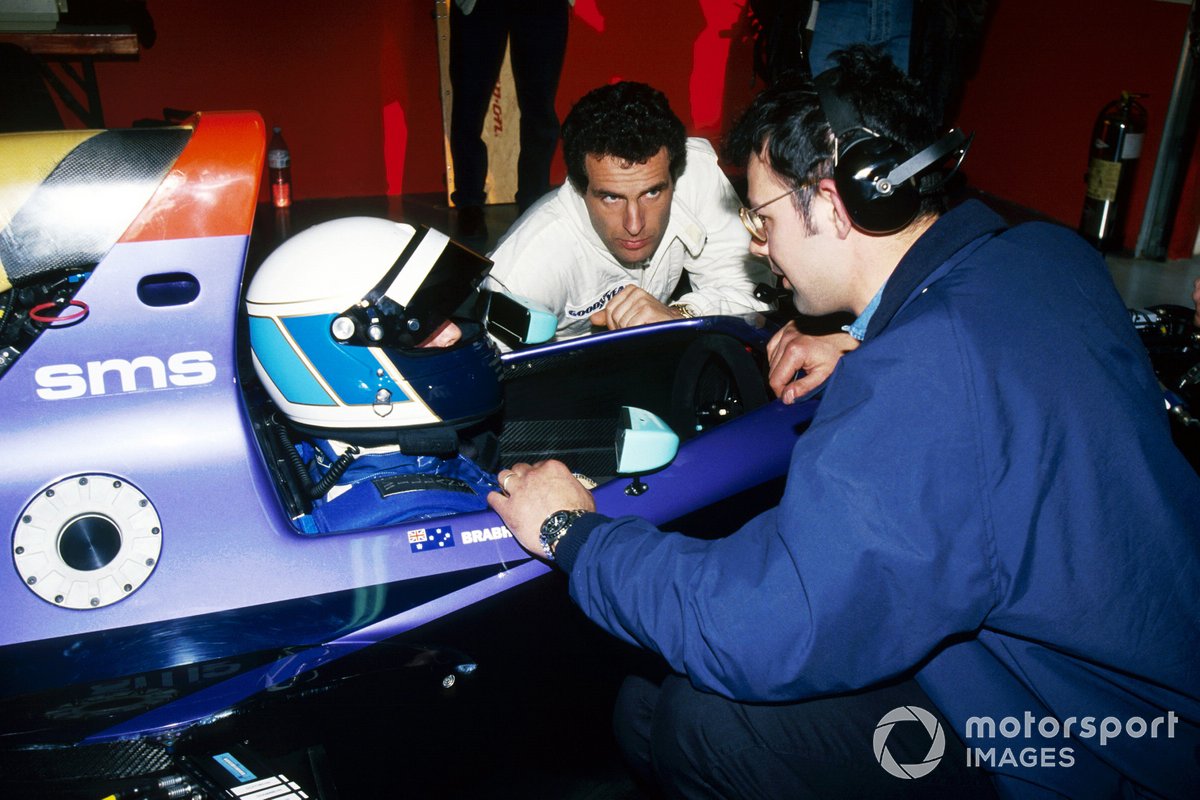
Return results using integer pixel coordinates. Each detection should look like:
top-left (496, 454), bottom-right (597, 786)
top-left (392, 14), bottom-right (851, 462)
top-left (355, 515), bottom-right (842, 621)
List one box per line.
top-left (267, 126), bottom-right (292, 208)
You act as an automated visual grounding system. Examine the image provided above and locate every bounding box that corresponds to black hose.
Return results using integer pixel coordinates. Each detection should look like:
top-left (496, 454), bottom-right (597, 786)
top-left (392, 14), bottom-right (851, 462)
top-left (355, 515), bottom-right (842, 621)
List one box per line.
top-left (269, 416), bottom-right (359, 500)
top-left (310, 446), bottom-right (359, 498)
top-left (271, 415), bottom-right (314, 493)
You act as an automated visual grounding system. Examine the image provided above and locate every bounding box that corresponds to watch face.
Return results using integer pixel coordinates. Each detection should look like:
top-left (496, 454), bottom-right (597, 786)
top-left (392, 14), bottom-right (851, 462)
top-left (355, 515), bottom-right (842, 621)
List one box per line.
top-left (541, 510), bottom-right (569, 535)
top-left (539, 510), bottom-right (586, 560)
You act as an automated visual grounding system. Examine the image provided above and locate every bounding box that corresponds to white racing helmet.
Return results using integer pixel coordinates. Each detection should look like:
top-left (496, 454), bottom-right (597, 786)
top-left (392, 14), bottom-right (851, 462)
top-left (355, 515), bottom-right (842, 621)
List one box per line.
top-left (246, 217), bottom-right (501, 447)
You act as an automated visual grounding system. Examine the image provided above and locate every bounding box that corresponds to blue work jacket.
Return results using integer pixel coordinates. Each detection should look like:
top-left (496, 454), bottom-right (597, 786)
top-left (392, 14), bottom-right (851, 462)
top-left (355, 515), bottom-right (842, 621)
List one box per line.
top-left (561, 201), bottom-right (1200, 798)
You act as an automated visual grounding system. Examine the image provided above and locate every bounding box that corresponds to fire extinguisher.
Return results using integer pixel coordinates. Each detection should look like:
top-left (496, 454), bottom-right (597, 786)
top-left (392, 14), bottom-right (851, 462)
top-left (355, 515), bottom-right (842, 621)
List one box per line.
top-left (1079, 92), bottom-right (1148, 252)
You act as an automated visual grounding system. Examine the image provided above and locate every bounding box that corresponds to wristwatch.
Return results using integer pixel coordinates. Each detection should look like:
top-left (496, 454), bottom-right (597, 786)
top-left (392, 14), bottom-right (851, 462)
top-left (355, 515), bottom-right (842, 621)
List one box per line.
top-left (539, 509), bottom-right (589, 560)
top-left (670, 302), bottom-right (698, 318)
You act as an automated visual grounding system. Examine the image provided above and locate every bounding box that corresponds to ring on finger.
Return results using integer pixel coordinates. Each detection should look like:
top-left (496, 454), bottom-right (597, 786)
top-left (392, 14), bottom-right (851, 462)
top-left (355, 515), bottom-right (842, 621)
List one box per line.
top-left (501, 473), bottom-right (516, 495)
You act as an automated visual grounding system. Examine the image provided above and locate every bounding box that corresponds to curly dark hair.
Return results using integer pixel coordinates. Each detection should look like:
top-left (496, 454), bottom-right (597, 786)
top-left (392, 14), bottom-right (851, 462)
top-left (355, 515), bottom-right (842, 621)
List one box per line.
top-left (724, 45), bottom-right (945, 229)
top-left (561, 82), bottom-right (688, 193)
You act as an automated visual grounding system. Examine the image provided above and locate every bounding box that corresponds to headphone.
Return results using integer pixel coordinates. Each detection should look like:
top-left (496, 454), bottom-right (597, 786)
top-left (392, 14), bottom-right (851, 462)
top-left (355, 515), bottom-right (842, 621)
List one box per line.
top-left (814, 68), bottom-right (971, 234)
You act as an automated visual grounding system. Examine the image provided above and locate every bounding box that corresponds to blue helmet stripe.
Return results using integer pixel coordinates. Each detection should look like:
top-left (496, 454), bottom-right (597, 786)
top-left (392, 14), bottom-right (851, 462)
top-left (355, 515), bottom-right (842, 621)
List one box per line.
top-left (282, 314), bottom-right (408, 406)
top-left (248, 316), bottom-right (335, 405)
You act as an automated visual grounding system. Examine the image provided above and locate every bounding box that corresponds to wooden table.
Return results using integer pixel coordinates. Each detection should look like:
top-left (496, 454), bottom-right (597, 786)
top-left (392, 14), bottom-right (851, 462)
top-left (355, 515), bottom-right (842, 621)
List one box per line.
top-left (0, 26), bottom-right (139, 127)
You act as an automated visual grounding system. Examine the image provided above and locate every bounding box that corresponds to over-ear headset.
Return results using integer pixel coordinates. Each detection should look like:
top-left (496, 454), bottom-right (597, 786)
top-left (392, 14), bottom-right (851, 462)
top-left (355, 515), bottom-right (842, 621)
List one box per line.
top-left (814, 68), bottom-right (971, 234)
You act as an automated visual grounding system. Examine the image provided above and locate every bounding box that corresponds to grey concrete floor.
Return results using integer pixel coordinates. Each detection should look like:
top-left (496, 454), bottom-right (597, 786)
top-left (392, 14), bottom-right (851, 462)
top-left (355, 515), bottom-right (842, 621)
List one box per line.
top-left (1107, 253), bottom-right (1200, 310)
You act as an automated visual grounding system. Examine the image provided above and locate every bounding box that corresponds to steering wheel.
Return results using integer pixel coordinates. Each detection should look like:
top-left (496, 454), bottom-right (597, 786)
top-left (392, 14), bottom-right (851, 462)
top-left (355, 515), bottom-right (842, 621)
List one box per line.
top-left (670, 335), bottom-right (770, 438)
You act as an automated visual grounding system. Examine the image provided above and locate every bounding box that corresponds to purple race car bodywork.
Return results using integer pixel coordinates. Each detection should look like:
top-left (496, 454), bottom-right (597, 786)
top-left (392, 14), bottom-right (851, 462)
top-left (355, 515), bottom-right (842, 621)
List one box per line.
top-left (0, 112), bottom-right (816, 765)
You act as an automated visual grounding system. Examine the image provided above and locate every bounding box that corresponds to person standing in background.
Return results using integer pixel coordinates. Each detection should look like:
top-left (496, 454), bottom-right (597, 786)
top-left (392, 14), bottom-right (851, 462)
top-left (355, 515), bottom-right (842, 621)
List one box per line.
top-left (807, 0), bottom-right (913, 74)
top-left (448, 0), bottom-right (571, 242)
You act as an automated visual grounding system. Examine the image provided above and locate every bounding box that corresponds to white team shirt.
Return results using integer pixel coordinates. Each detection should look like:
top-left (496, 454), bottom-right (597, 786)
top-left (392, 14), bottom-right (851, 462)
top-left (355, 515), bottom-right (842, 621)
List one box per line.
top-left (486, 138), bottom-right (772, 339)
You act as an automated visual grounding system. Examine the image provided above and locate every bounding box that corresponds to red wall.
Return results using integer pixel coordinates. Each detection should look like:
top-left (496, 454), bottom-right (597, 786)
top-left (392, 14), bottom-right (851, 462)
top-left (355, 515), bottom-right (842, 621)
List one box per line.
top-left (86, 0), bottom-right (763, 202)
top-left (89, 2), bottom-right (447, 199)
top-left (956, 0), bottom-right (1190, 248)
top-left (86, 0), bottom-right (1192, 251)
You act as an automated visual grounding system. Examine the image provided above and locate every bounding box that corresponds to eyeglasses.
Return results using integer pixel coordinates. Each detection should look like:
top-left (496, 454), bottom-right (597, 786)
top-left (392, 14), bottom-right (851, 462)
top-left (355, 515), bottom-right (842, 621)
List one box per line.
top-left (739, 186), bottom-right (802, 244)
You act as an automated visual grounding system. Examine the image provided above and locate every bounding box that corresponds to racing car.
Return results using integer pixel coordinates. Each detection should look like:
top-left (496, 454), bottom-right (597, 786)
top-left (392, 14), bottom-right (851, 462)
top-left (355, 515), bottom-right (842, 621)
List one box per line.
top-left (0, 112), bottom-right (818, 796)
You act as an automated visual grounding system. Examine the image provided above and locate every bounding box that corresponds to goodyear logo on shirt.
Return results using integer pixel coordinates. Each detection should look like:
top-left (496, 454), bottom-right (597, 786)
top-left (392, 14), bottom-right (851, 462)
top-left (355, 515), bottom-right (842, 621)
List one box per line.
top-left (566, 284), bottom-right (626, 319)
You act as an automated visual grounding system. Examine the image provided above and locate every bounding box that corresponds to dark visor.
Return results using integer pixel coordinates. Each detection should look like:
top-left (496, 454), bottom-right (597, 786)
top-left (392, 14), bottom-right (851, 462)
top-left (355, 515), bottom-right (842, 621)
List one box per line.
top-left (335, 225), bottom-right (493, 349)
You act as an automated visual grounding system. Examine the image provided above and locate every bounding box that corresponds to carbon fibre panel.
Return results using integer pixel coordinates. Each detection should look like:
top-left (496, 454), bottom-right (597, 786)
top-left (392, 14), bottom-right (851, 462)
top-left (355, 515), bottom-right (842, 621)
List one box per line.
top-left (0, 128), bottom-right (190, 288)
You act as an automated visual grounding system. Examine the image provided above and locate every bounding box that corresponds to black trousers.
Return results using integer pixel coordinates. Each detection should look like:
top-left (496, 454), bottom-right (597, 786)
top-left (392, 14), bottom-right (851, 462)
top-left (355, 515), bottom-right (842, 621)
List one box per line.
top-left (448, 0), bottom-right (568, 212)
top-left (613, 672), bottom-right (998, 799)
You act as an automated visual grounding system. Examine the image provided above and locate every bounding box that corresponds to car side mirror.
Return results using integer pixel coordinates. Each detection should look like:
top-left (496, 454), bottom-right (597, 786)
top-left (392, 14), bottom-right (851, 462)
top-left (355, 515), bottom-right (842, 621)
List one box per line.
top-left (615, 406), bottom-right (679, 496)
top-left (486, 290), bottom-right (557, 345)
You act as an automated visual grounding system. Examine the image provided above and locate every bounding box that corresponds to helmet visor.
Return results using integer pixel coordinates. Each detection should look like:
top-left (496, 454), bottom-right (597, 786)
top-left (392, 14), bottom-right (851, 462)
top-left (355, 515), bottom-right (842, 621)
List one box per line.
top-left (339, 226), bottom-right (492, 349)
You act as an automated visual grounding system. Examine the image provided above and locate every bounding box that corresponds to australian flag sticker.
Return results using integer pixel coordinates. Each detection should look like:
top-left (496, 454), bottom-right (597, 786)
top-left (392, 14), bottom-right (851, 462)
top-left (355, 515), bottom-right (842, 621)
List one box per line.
top-left (409, 526), bottom-right (454, 553)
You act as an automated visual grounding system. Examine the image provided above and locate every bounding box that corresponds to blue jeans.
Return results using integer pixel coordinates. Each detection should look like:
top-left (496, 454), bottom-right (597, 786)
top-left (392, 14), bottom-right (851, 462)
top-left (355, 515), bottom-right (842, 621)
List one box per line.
top-left (809, 0), bottom-right (914, 74)
top-left (449, 0), bottom-right (569, 211)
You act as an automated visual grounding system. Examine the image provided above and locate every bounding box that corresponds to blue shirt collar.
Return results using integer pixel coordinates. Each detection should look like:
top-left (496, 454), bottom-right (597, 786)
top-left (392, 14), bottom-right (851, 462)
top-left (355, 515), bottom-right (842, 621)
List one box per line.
top-left (843, 285), bottom-right (884, 341)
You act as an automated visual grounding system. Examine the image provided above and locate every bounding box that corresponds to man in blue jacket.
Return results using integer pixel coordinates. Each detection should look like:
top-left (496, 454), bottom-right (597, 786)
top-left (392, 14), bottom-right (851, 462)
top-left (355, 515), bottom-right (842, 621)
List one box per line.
top-left (489, 46), bottom-right (1200, 799)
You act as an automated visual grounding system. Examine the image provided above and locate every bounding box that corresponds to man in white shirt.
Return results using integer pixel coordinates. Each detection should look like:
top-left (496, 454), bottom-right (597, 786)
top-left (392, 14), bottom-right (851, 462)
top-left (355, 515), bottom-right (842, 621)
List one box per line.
top-left (486, 81), bottom-right (773, 339)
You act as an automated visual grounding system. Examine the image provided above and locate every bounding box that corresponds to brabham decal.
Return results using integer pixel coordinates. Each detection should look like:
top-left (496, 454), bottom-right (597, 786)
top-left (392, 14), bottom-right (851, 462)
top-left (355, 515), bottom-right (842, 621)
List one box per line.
top-left (566, 284), bottom-right (626, 319)
top-left (459, 525), bottom-right (513, 545)
top-left (34, 351), bottom-right (217, 399)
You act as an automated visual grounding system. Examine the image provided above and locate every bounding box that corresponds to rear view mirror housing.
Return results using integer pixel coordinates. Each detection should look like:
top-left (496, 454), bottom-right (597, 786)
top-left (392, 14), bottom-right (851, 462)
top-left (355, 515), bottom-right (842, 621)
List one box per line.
top-left (486, 291), bottom-right (557, 346)
top-left (615, 406), bottom-right (679, 495)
